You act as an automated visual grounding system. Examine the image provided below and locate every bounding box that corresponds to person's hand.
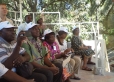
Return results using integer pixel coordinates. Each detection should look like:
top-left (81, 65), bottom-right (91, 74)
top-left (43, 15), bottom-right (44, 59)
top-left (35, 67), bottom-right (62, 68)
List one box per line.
top-left (84, 46), bottom-right (88, 50)
top-left (64, 48), bottom-right (71, 54)
top-left (87, 46), bottom-right (91, 49)
top-left (17, 31), bottom-right (27, 47)
top-left (13, 55), bottom-right (26, 67)
top-left (49, 67), bottom-right (59, 75)
top-left (71, 48), bottom-right (74, 52)
top-left (61, 52), bottom-right (67, 57)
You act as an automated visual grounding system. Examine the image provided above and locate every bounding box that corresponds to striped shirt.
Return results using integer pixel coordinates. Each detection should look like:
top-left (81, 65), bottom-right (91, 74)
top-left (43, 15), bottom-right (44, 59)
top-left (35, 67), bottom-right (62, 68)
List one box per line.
top-left (0, 37), bottom-right (16, 63)
top-left (0, 37), bottom-right (25, 72)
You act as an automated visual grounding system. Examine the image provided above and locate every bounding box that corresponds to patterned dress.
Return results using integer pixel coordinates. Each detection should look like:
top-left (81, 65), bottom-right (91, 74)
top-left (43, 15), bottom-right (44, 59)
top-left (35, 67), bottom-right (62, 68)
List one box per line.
top-left (71, 35), bottom-right (95, 57)
top-left (43, 41), bottom-right (72, 80)
top-left (43, 41), bottom-right (61, 61)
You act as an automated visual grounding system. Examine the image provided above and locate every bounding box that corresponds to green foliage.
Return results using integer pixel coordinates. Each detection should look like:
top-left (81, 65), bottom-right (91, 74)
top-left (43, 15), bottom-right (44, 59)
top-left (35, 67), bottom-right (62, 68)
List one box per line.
top-left (1, 0), bottom-right (114, 48)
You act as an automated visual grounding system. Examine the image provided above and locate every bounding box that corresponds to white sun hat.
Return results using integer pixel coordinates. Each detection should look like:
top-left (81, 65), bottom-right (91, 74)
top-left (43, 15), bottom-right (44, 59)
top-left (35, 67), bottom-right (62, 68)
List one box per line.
top-left (25, 22), bottom-right (38, 31)
top-left (59, 27), bottom-right (68, 33)
top-left (72, 26), bottom-right (77, 31)
top-left (0, 21), bottom-right (17, 30)
top-left (43, 29), bottom-right (53, 36)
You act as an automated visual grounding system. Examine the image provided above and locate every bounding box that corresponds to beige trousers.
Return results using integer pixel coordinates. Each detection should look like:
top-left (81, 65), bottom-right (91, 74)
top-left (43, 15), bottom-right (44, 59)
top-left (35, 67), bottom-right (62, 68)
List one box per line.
top-left (69, 56), bottom-right (81, 78)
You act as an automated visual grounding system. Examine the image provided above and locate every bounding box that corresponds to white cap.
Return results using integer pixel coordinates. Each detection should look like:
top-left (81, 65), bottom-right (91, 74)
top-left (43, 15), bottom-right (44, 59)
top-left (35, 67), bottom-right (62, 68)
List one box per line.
top-left (0, 21), bottom-right (17, 30)
top-left (72, 26), bottom-right (77, 31)
top-left (43, 29), bottom-right (53, 36)
top-left (59, 27), bottom-right (68, 33)
top-left (25, 22), bottom-right (38, 31)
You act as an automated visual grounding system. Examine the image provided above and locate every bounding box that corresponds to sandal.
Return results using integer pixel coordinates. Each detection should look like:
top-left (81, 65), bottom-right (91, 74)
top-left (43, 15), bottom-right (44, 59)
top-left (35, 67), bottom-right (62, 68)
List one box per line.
top-left (82, 67), bottom-right (92, 71)
top-left (87, 62), bottom-right (95, 65)
top-left (71, 76), bottom-right (81, 80)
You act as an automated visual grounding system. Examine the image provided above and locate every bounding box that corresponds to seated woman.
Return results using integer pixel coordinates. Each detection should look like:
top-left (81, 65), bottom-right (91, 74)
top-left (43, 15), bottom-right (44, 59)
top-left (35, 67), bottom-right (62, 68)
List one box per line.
top-left (71, 27), bottom-right (95, 71)
top-left (43, 29), bottom-right (72, 82)
top-left (55, 27), bottom-right (81, 80)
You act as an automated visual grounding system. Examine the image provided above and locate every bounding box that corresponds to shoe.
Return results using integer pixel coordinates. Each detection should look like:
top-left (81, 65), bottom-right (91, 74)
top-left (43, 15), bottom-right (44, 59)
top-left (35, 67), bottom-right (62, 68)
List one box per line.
top-left (71, 77), bottom-right (81, 80)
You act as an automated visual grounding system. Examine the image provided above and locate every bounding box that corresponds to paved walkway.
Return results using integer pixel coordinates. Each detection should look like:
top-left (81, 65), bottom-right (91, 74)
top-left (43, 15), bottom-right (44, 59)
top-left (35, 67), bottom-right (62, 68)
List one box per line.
top-left (70, 63), bottom-right (114, 82)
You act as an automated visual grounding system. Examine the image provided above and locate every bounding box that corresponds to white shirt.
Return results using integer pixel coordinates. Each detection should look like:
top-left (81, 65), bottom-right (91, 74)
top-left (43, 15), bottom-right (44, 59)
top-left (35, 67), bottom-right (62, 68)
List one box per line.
top-left (16, 22), bottom-right (27, 35)
top-left (55, 38), bottom-right (67, 52)
top-left (0, 63), bottom-right (8, 77)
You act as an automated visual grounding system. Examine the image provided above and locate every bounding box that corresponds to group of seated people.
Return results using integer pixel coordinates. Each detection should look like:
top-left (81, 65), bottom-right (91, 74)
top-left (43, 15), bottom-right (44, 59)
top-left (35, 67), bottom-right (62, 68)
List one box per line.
top-left (0, 3), bottom-right (95, 82)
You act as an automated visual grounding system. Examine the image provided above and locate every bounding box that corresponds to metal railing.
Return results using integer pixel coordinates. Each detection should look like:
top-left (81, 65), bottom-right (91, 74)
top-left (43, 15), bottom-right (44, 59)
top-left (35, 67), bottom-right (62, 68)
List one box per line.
top-left (8, 11), bottom-right (110, 75)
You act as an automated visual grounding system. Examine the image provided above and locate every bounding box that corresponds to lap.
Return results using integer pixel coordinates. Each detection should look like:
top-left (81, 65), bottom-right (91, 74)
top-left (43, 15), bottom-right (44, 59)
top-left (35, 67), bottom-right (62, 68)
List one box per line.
top-left (69, 58), bottom-right (75, 67)
top-left (28, 71), bottom-right (47, 82)
top-left (76, 49), bottom-right (94, 57)
top-left (34, 68), bottom-right (53, 76)
top-left (72, 56), bottom-right (81, 63)
top-left (0, 78), bottom-right (9, 82)
top-left (52, 62), bottom-right (63, 70)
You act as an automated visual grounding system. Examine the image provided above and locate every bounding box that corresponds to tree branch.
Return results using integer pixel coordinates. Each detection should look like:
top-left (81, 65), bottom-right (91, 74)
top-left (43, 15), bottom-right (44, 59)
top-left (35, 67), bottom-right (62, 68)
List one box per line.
top-left (7, 4), bottom-right (18, 11)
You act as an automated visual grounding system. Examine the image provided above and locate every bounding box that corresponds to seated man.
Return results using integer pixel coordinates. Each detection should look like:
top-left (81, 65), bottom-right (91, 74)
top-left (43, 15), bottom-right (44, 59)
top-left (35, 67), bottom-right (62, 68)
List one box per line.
top-left (16, 14), bottom-right (33, 35)
top-left (20, 22), bottom-right (63, 82)
top-left (0, 21), bottom-right (47, 82)
top-left (0, 63), bottom-right (34, 82)
top-left (0, 21), bottom-right (33, 82)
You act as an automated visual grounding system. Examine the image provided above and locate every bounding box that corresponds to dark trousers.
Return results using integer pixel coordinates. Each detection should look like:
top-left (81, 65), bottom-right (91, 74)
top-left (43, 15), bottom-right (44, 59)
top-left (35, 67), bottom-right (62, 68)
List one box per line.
top-left (0, 79), bottom-right (8, 82)
top-left (0, 69), bottom-right (53, 82)
top-left (53, 62), bottom-right (63, 82)
top-left (27, 68), bottom-right (53, 82)
top-left (0, 63), bottom-right (62, 82)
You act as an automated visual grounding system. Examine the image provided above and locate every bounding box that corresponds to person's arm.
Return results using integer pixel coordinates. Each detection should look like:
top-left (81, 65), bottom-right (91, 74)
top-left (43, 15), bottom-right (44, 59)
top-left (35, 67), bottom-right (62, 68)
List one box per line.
top-left (44, 55), bottom-right (56, 67)
top-left (3, 70), bottom-right (34, 82)
top-left (55, 42), bottom-right (66, 58)
top-left (72, 36), bottom-right (88, 50)
top-left (22, 52), bottom-right (30, 61)
top-left (41, 45), bottom-right (53, 67)
top-left (0, 63), bottom-right (34, 82)
top-left (13, 51), bottom-right (31, 67)
top-left (79, 46), bottom-right (88, 50)
top-left (31, 61), bottom-right (50, 70)
top-left (55, 52), bottom-right (65, 59)
top-left (3, 35), bottom-right (26, 69)
top-left (31, 61), bottom-right (59, 75)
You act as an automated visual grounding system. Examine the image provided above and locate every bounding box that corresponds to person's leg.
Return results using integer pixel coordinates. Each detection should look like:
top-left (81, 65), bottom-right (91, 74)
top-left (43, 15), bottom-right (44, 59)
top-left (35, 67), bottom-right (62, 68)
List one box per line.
top-left (69, 58), bottom-right (75, 78)
top-left (87, 57), bottom-right (95, 65)
top-left (28, 72), bottom-right (47, 82)
top-left (82, 56), bottom-right (92, 71)
top-left (82, 56), bottom-right (88, 68)
top-left (33, 68), bottom-right (53, 82)
top-left (72, 56), bottom-right (81, 74)
top-left (52, 62), bottom-right (63, 82)
top-left (69, 56), bottom-right (81, 80)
